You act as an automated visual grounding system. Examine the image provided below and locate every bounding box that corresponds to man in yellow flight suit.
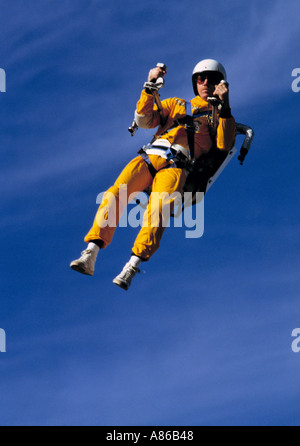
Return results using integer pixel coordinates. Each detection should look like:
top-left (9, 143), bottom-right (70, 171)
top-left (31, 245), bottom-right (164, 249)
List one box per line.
top-left (70, 59), bottom-right (236, 290)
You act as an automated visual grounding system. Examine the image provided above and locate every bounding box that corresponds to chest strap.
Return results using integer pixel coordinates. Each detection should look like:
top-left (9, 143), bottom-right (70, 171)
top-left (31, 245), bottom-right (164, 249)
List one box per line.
top-left (165, 102), bottom-right (214, 159)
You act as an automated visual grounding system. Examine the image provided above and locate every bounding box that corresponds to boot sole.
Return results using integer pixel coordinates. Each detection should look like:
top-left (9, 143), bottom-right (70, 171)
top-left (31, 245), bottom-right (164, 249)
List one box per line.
top-left (112, 278), bottom-right (129, 290)
top-left (70, 262), bottom-right (93, 276)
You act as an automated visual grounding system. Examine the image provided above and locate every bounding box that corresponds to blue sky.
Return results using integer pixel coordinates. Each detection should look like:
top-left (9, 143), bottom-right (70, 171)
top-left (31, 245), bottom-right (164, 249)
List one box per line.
top-left (0, 0), bottom-right (300, 426)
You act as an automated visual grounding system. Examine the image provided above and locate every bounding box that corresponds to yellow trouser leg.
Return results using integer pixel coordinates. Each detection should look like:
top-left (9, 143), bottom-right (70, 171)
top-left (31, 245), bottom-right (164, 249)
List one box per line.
top-left (84, 156), bottom-right (153, 248)
top-left (132, 166), bottom-right (186, 261)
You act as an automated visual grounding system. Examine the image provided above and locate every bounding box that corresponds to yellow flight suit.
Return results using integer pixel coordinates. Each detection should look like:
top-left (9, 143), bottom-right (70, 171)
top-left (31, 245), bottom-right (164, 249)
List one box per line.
top-left (84, 90), bottom-right (236, 260)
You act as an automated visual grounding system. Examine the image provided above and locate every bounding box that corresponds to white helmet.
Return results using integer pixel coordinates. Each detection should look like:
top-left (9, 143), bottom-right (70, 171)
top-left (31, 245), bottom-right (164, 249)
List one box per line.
top-left (192, 59), bottom-right (227, 95)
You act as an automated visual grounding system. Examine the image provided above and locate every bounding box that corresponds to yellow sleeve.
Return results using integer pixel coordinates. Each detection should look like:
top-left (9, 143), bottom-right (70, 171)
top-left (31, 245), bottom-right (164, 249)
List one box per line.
top-left (135, 90), bottom-right (161, 129)
top-left (216, 116), bottom-right (236, 151)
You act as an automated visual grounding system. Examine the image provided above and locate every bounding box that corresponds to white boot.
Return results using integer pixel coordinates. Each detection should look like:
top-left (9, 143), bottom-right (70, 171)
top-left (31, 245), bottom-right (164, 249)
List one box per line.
top-left (70, 243), bottom-right (99, 276)
top-left (113, 256), bottom-right (141, 290)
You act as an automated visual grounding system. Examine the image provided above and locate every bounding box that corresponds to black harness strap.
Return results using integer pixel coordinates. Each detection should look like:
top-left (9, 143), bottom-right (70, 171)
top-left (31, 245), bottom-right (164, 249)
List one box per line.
top-left (137, 148), bottom-right (158, 178)
top-left (184, 115), bottom-right (195, 159)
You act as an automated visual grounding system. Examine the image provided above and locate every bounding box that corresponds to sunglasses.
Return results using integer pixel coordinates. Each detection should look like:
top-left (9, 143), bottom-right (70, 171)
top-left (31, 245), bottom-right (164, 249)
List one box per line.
top-left (198, 71), bottom-right (224, 85)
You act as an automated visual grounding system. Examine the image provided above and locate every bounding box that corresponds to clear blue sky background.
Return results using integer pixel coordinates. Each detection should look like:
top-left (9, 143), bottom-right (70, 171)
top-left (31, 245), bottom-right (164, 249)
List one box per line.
top-left (0, 0), bottom-right (300, 426)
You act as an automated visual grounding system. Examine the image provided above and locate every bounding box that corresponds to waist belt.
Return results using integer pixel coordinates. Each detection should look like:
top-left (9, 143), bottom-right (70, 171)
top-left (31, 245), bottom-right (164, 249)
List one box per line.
top-left (141, 139), bottom-right (189, 159)
top-left (137, 139), bottom-right (189, 178)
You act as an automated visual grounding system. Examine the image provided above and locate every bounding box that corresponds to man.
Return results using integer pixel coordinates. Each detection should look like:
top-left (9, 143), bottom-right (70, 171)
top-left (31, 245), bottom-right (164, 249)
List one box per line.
top-left (70, 59), bottom-right (236, 290)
